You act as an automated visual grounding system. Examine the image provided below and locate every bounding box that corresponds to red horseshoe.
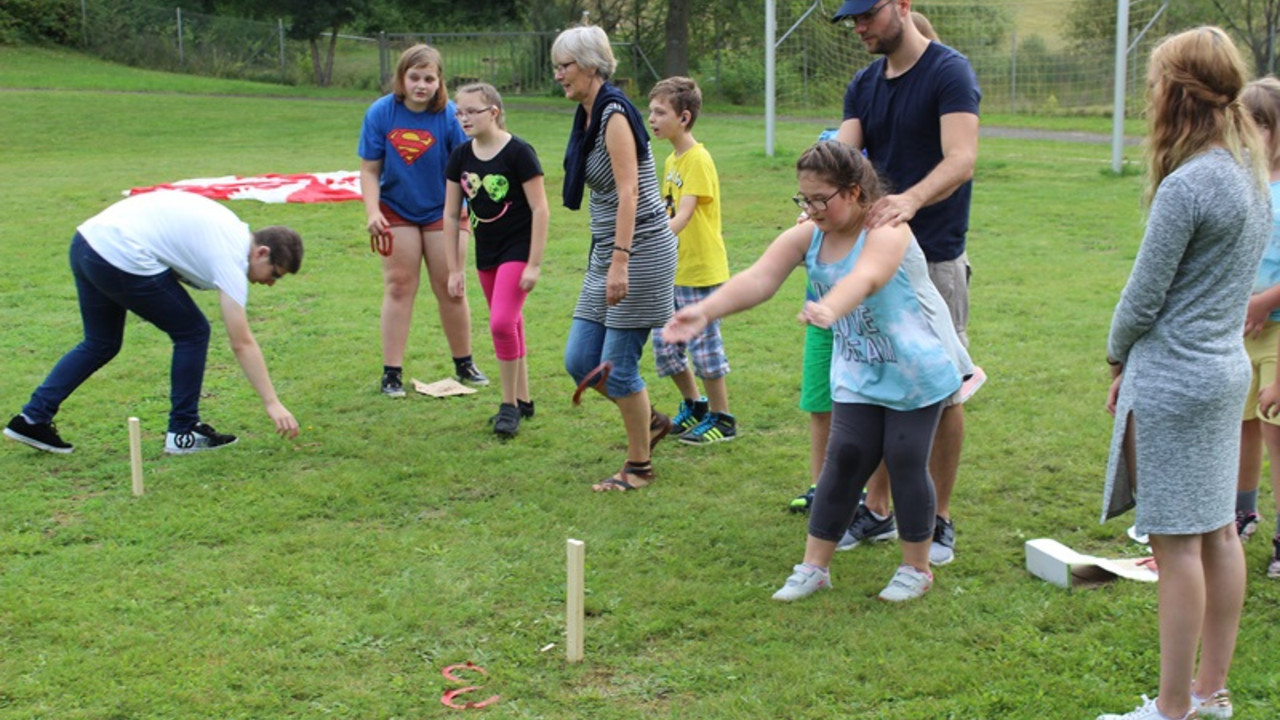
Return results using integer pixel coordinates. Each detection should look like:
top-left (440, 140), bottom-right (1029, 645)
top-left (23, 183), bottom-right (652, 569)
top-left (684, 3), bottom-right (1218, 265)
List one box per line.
top-left (441, 686), bottom-right (500, 710)
top-left (441, 662), bottom-right (488, 683)
top-left (572, 361), bottom-right (613, 406)
top-left (441, 662), bottom-right (499, 710)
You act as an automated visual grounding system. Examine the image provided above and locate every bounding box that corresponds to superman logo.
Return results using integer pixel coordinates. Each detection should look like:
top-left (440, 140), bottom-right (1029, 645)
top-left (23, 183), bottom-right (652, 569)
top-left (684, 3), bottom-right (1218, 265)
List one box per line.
top-left (387, 129), bottom-right (436, 165)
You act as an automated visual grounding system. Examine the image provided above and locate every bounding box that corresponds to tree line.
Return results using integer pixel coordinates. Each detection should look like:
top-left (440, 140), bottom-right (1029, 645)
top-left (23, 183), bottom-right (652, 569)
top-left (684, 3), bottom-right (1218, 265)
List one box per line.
top-left (4, 0), bottom-right (1278, 87)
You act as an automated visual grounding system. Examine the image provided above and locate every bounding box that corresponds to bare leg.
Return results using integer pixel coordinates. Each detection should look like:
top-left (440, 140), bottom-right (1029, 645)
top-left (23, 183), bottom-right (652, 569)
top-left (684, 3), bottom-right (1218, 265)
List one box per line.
top-left (420, 229), bottom-right (472, 359)
top-left (901, 540), bottom-right (930, 573)
top-left (801, 534), bottom-right (838, 568)
top-left (1148, 533), bottom-right (1203, 720)
top-left (1239, 419), bottom-right (1262, 495)
top-left (703, 375), bottom-right (729, 415)
top-left (1265, 421), bottom-right (1280, 519)
top-left (1193, 524), bottom-right (1246, 699)
top-left (516, 356), bottom-right (530, 404)
top-left (380, 226), bottom-right (425, 366)
top-left (670, 366), bottom-right (700, 401)
top-left (809, 411), bottom-right (831, 483)
top-left (497, 358), bottom-right (519, 405)
top-left (616, 389), bottom-right (653, 464)
top-left (863, 465), bottom-right (892, 516)
top-left (930, 403), bottom-right (964, 520)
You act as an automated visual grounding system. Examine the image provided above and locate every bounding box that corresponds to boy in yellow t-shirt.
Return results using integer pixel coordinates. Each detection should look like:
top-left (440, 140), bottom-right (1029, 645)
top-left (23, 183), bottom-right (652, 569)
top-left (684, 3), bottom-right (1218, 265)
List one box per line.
top-left (647, 77), bottom-right (735, 444)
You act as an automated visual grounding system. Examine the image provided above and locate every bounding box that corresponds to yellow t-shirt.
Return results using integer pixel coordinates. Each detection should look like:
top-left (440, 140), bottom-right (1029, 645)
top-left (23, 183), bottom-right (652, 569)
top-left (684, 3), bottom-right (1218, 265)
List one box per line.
top-left (662, 143), bottom-right (729, 287)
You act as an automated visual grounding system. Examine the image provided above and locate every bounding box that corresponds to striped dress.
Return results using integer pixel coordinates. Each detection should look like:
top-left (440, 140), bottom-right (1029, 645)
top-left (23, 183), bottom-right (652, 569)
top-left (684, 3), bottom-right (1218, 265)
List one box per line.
top-left (571, 102), bottom-right (678, 329)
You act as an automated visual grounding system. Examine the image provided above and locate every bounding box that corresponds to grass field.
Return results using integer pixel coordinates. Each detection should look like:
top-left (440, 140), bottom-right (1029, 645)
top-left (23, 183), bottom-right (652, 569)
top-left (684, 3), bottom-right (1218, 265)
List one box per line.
top-left (1, 45), bottom-right (1278, 719)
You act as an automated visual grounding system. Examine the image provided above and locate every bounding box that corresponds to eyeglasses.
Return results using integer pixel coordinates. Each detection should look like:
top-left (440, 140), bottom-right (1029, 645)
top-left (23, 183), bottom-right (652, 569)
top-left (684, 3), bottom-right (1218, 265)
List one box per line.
top-left (454, 106), bottom-right (495, 118)
top-left (839, 0), bottom-right (893, 28)
top-left (792, 190), bottom-right (843, 212)
top-left (552, 60), bottom-right (577, 74)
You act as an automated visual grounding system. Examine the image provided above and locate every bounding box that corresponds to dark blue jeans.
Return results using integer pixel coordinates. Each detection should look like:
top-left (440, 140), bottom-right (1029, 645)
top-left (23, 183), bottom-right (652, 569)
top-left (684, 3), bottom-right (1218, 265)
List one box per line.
top-left (23, 233), bottom-right (210, 433)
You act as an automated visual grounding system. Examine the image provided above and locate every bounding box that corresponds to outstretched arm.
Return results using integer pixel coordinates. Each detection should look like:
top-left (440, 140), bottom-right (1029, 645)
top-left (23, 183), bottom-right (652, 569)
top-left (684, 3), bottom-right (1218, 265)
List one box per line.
top-left (662, 223), bottom-right (810, 344)
top-left (219, 291), bottom-right (298, 439)
top-left (800, 223), bottom-right (911, 328)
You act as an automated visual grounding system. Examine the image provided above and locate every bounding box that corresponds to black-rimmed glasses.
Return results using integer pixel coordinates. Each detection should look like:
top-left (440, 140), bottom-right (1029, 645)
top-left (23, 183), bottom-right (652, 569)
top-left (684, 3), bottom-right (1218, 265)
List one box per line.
top-left (792, 190), bottom-right (843, 212)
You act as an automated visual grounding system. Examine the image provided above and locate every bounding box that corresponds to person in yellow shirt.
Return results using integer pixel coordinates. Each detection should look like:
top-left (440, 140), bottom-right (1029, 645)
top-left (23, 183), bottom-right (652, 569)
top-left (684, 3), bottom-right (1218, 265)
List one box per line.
top-left (646, 77), bottom-right (735, 444)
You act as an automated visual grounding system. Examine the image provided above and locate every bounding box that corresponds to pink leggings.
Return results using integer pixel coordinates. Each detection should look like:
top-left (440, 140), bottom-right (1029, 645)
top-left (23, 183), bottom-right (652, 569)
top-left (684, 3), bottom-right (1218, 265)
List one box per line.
top-left (478, 261), bottom-right (528, 361)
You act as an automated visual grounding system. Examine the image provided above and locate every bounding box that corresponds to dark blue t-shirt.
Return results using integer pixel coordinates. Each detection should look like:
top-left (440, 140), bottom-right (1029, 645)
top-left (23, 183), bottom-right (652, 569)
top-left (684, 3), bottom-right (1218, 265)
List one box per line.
top-left (843, 42), bottom-right (981, 262)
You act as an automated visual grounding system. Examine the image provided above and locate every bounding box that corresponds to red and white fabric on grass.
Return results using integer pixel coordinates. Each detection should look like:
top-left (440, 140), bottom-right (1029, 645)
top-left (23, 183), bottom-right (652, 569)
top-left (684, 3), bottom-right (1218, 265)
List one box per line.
top-left (128, 171), bottom-right (361, 204)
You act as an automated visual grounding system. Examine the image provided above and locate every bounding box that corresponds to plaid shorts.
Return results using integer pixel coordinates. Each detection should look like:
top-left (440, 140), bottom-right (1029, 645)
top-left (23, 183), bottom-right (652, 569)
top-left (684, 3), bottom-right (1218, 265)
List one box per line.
top-left (651, 284), bottom-right (730, 379)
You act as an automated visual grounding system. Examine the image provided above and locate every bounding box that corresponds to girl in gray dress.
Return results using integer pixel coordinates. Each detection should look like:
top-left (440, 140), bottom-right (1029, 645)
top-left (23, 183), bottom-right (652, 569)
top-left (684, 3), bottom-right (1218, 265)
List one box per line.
top-left (1097, 27), bottom-right (1271, 720)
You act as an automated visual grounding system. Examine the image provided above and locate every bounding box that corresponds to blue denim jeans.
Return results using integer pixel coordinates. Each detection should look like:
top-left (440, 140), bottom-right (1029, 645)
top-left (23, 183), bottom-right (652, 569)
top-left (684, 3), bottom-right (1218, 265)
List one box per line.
top-left (23, 234), bottom-right (211, 433)
top-left (564, 318), bottom-right (650, 398)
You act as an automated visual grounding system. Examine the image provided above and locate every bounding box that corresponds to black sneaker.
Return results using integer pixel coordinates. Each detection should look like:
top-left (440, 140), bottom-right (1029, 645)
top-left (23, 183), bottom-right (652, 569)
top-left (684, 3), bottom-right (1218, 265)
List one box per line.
top-left (671, 397), bottom-right (709, 433)
top-left (165, 422), bottom-right (238, 455)
top-left (493, 403), bottom-right (521, 438)
top-left (381, 369), bottom-right (406, 398)
top-left (455, 360), bottom-right (490, 387)
top-left (836, 502), bottom-right (898, 550)
top-left (517, 399), bottom-right (535, 419)
top-left (929, 516), bottom-right (956, 566)
top-left (678, 412), bottom-right (737, 445)
top-left (788, 484), bottom-right (817, 513)
top-left (4, 414), bottom-right (74, 454)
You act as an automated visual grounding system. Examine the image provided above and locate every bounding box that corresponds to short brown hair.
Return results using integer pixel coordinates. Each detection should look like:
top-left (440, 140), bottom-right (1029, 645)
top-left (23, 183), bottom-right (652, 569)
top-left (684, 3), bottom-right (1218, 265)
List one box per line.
top-left (252, 226), bottom-right (303, 274)
top-left (649, 76), bottom-right (702, 130)
top-left (392, 44), bottom-right (448, 114)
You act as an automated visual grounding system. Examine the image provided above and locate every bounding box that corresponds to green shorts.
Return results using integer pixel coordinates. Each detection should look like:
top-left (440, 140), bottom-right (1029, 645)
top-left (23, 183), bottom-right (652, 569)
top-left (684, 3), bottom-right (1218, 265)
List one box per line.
top-left (800, 324), bottom-right (833, 414)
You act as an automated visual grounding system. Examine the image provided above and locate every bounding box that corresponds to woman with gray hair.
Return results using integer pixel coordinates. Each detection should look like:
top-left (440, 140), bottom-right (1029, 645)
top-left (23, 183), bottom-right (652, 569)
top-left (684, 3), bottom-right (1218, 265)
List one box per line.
top-left (553, 25), bottom-right (678, 492)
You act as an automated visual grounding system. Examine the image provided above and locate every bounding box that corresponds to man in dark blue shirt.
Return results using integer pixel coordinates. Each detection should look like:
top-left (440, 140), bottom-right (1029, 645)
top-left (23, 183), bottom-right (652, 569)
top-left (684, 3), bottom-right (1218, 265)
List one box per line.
top-left (833, 0), bottom-right (980, 567)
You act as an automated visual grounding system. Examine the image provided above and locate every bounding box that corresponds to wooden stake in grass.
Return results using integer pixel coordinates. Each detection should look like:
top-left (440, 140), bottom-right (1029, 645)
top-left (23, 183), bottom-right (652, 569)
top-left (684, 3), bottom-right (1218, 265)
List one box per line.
top-left (566, 538), bottom-right (585, 663)
top-left (128, 416), bottom-right (144, 496)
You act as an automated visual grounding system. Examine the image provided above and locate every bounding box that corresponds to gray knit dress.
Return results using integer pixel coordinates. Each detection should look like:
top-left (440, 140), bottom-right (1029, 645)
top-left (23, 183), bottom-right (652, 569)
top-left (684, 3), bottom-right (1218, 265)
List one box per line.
top-left (1103, 148), bottom-right (1270, 535)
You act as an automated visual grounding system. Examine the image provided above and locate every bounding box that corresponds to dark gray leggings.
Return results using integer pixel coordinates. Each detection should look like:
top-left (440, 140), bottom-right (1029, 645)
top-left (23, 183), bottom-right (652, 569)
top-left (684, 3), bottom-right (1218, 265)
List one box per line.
top-left (808, 401), bottom-right (943, 544)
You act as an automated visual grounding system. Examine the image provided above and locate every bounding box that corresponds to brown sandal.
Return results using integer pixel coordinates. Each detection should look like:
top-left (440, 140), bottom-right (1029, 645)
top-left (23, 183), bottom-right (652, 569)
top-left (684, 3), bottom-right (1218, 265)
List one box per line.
top-left (649, 407), bottom-right (672, 450)
top-left (592, 462), bottom-right (655, 492)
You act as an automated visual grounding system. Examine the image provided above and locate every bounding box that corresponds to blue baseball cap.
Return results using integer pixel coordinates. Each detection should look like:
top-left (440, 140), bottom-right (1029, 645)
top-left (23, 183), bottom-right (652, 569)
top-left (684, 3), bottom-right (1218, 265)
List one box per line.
top-left (831, 0), bottom-right (884, 22)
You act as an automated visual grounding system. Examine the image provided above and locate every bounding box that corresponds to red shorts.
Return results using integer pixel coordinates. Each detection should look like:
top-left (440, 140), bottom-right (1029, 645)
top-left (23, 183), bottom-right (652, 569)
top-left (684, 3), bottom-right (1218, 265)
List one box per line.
top-left (380, 203), bottom-right (443, 232)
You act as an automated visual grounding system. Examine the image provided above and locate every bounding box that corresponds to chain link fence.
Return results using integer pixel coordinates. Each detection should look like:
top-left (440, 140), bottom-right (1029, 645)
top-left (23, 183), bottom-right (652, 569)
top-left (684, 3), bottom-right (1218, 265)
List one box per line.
top-left (771, 0), bottom-right (1169, 116)
top-left (72, 0), bottom-right (1177, 117)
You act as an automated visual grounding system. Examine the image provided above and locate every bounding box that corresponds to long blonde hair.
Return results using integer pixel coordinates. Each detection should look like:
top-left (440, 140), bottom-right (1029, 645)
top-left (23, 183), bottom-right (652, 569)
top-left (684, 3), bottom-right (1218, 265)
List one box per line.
top-left (1143, 26), bottom-right (1266, 205)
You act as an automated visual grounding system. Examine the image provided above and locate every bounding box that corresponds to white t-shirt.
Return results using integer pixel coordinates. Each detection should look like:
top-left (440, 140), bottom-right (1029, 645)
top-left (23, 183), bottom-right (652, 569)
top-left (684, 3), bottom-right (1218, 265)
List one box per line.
top-left (79, 192), bottom-right (252, 307)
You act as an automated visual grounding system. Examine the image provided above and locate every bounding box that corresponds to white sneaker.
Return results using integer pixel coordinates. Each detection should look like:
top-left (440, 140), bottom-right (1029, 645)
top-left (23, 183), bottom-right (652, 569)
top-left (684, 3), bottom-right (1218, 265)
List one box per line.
top-left (771, 563), bottom-right (831, 601)
top-left (877, 564), bottom-right (932, 602)
top-left (1192, 688), bottom-right (1232, 718)
top-left (1097, 695), bottom-right (1192, 720)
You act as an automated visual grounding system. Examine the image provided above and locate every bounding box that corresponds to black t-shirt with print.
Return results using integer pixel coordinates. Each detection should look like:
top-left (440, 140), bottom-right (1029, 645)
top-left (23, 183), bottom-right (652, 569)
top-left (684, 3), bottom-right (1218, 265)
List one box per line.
top-left (446, 134), bottom-right (544, 270)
